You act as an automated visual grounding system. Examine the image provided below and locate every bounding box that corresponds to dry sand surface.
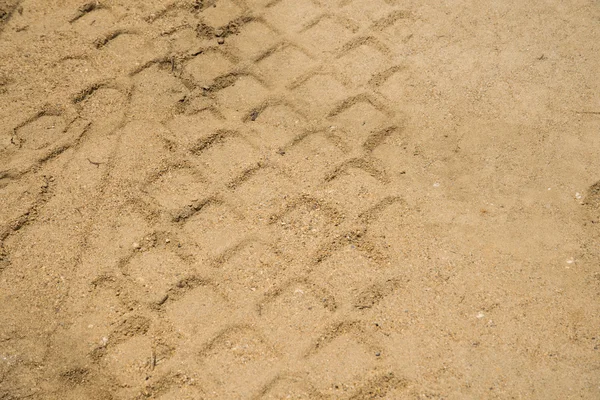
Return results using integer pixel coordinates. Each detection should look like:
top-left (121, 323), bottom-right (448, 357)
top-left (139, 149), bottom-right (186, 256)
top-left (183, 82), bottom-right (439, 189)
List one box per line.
top-left (1, 0), bottom-right (600, 398)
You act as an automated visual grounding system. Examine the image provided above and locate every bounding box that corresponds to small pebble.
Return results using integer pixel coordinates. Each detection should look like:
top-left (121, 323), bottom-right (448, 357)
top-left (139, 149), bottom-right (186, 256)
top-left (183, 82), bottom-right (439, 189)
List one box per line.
top-left (132, 242), bottom-right (141, 250)
top-left (375, 352), bottom-right (381, 357)
top-left (157, 294), bottom-right (169, 306)
top-left (217, 38), bottom-right (225, 45)
top-left (165, 238), bottom-right (171, 243)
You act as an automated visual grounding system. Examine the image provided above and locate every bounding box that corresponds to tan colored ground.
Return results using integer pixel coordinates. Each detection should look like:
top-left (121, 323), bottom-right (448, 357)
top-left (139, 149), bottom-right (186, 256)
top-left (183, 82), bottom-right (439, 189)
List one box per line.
top-left (1, 0), bottom-right (600, 398)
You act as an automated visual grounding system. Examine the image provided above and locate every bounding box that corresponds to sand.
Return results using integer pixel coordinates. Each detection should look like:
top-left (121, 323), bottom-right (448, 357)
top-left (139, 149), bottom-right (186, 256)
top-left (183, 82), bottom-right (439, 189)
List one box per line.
top-left (1, 0), bottom-right (600, 398)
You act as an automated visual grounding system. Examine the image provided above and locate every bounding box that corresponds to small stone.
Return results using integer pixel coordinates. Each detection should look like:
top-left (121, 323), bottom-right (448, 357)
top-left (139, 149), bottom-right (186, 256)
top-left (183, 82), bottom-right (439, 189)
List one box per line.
top-left (132, 242), bottom-right (141, 250)
top-left (156, 294), bottom-right (169, 306)
top-left (375, 352), bottom-right (381, 357)
top-left (165, 238), bottom-right (171, 243)
top-left (217, 37), bottom-right (225, 45)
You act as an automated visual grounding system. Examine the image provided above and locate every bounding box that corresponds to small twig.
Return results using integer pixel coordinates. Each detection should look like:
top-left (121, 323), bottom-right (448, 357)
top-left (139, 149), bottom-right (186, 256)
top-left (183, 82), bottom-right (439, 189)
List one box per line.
top-left (87, 158), bottom-right (103, 167)
top-left (574, 111), bottom-right (600, 115)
